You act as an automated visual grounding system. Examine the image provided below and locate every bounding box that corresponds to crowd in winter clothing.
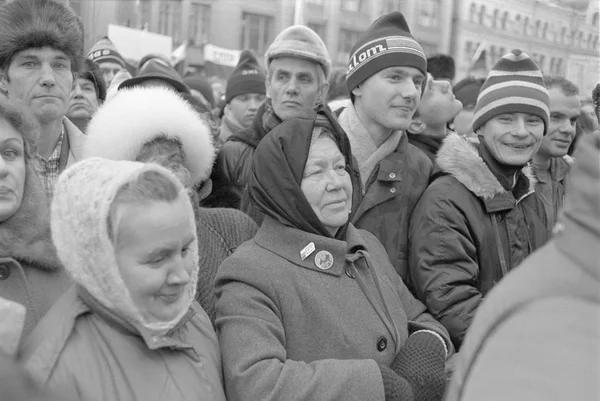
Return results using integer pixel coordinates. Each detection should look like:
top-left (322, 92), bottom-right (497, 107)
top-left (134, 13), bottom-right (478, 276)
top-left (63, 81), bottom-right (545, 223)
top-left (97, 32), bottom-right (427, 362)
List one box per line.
top-left (0, 0), bottom-right (599, 400)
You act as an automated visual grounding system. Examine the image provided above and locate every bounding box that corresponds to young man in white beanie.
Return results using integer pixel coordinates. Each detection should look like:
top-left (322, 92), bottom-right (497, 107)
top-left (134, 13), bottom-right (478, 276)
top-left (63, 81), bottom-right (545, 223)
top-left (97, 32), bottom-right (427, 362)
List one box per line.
top-left (409, 49), bottom-right (550, 350)
top-left (216, 25), bottom-right (330, 210)
top-left (0, 0), bottom-right (86, 197)
top-left (337, 11), bottom-right (433, 285)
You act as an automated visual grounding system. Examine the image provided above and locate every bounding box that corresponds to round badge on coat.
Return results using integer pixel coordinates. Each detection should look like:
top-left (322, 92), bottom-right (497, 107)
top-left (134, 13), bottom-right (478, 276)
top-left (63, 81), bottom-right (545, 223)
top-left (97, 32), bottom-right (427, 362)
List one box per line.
top-left (314, 250), bottom-right (334, 270)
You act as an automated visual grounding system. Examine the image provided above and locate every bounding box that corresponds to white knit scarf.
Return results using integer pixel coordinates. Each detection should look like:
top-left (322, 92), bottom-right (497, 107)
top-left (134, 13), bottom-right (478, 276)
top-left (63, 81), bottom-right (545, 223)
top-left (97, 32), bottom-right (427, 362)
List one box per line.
top-left (339, 103), bottom-right (402, 187)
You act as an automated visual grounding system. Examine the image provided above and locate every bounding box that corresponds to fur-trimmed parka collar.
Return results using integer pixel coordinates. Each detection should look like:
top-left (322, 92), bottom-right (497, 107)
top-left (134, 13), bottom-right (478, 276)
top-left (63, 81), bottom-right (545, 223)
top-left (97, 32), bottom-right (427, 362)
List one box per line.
top-left (436, 133), bottom-right (536, 205)
top-left (0, 164), bottom-right (61, 271)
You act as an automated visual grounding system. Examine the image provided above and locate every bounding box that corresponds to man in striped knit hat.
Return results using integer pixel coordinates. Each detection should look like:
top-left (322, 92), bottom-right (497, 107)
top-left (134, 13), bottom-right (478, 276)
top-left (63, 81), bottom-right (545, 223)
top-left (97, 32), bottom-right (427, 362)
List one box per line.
top-left (409, 49), bottom-right (550, 350)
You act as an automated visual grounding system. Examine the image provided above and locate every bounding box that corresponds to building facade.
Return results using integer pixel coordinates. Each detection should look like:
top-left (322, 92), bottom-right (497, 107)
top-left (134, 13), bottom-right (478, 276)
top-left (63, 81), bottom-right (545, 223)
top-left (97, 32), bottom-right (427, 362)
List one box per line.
top-left (66, 0), bottom-right (453, 70)
top-left (60, 0), bottom-right (598, 94)
top-left (452, 0), bottom-right (599, 95)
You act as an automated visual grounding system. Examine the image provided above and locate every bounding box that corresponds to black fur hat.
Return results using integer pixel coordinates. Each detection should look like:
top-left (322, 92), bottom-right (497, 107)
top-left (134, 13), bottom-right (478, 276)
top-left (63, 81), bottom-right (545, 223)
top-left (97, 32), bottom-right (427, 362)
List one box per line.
top-left (0, 0), bottom-right (84, 73)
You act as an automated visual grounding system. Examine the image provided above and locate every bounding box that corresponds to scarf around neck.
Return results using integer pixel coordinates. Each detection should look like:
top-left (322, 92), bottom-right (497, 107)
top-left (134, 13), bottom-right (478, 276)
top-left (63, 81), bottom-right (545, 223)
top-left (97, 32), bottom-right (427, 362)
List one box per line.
top-left (340, 103), bottom-right (402, 187)
top-left (248, 106), bottom-right (361, 239)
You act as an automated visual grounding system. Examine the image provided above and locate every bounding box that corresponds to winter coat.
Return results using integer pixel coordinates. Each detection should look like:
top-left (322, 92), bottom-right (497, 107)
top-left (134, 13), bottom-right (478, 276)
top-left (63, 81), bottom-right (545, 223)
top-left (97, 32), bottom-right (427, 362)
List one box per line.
top-left (0, 163), bottom-right (71, 341)
top-left (216, 102), bottom-right (269, 196)
top-left (445, 132), bottom-right (600, 401)
top-left (406, 133), bottom-right (443, 164)
top-left (63, 117), bottom-right (86, 169)
top-left (215, 217), bottom-right (453, 401)
top-left (194, 207), bottom-right (258, 323)
top-left (338, 106), bottom-right (434, 282)
top-left (23, 288), bottom-right (225, 401)
top-left (532, 155), bottom-right (571, 235)
top-left (22, 159), bottom-right (226, 401)
top-left (409, 133), bottom-right (548, 349)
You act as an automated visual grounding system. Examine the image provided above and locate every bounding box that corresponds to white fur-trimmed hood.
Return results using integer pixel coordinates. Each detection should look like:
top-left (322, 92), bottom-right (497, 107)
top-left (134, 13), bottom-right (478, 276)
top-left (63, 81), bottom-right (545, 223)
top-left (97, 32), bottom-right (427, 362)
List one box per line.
top-left (436, 133), bottom-right (536, 199)
top-left (84, 86), bottom-right (216, 186)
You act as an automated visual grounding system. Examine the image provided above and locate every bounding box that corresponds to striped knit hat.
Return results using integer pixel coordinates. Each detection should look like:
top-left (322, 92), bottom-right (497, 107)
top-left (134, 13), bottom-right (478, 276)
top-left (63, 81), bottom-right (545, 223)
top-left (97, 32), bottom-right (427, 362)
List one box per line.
top-left (472, 49), bottom-right (550, 135)
top-left (346, 12), bottom-right (426, 93)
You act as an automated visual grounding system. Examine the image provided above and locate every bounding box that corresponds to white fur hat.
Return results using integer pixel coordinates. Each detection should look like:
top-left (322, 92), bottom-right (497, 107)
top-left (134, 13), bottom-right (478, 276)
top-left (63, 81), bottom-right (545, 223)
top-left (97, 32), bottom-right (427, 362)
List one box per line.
top-left (84, 86), bottom-right (216, 186)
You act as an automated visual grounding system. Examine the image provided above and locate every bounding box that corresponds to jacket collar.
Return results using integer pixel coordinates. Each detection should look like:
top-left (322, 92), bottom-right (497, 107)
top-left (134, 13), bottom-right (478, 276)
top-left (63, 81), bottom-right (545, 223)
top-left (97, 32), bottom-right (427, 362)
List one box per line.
top-left (0, 163), bottom-right (61, 271)
top-left (436, 133), bottom-right (537, 212)
top-left (407, 132), bottom-right (443, 156)
top-left (227, 102), bottom-right (269, 148)
top-left (253, 216), bottom-right (367, 277)
top-left (64, 117), bottom-right (85, 162)
top-left (77, 285), bottom-right (198, 353)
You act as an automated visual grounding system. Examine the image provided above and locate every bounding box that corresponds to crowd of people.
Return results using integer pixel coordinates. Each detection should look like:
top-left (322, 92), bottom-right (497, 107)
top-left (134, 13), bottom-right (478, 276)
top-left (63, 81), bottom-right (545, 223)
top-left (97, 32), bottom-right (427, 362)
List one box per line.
top-left (0, 0), bottom-right (599, 400)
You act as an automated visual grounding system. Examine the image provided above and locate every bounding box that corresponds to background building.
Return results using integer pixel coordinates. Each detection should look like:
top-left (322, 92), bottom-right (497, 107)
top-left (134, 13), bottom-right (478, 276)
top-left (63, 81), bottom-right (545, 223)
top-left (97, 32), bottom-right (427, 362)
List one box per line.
top-left (48, 0), bottom-right (599, 94)
top-left (452, 0), bottom-right (599, 95)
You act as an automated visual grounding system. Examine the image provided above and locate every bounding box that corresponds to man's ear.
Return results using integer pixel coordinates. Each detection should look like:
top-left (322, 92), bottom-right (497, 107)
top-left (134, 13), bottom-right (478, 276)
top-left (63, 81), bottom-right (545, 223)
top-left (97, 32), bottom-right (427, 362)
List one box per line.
top-left (265, 76), bottom-right (272, 99)
top-left (351, 84), bottom-right (361, 98)
top-left (408, 119), bottom-right (426, 134)
top-left (0, 68), bottom-right (8, 94)
top-left (318, 82), bottom-right (330, 104)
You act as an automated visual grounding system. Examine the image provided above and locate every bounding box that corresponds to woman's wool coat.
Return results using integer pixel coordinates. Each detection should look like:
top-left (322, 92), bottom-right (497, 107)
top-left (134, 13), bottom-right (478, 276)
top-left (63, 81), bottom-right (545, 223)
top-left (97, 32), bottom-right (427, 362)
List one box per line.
top-left (215, 217), bottom-right (453, 401)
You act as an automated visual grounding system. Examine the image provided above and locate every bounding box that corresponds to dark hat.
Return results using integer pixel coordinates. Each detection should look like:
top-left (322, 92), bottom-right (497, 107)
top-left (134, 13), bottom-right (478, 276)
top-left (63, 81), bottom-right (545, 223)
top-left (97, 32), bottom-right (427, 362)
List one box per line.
top-left (427, 54), bottom-right (456, 81)
top-left (79, 59), bottom-right (106, 102)
top-left (119, 58), bottom-right (189, 94)
top-left (472, 49), bottom-right (550, 135)
top-left (183, 75), bottom-right (215, 108)
top-left (0, 0), bottom-right (84, 72)
top-left (346, 12), bottom-right (426, 93)
top-left (453, 76), bottom-right (486, 109)
top-left (225, 50), bottom-right (266, 104)
top-left (87, 37), bottom-right (126, 68)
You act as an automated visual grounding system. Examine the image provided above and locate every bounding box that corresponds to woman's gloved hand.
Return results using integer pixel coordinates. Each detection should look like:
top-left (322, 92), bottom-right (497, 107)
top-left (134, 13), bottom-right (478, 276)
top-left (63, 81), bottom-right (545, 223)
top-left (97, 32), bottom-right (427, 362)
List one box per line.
top-left (391, 331), bottom-right (447, 401)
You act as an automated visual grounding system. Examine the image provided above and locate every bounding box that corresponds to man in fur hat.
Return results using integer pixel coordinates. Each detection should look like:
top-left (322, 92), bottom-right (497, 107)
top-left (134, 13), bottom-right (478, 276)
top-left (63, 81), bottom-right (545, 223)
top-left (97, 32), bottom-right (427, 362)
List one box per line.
top-left (0, 0), bottom-right (86, 197)
top-left (216, 25), bottom-right (331, 210)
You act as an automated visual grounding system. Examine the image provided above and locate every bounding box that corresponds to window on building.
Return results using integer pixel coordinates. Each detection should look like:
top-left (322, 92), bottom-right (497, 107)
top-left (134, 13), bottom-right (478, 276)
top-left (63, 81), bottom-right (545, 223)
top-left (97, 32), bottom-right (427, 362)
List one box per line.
top-left (492, 9), bottom-right (499, 28)
top-left (587, 33), bottom-right (593, 49)
top-left (523, 16), bottom-right (529, 35)
top-left (240, 12), bottom-right (274, 56)
top-left (592, 12), bottom-right (599, 26)
top-left (555, 58), bottom-right (563, 75)
top-left (384, 0), bottom-right (403, 13)
top-left (417, 0), bottom-right (440, 28)
top-left (464, 40), bottom-right (479, 62)
top-left (514, 14), bottom-right (521, 33)
top-left (593, 36), bottom-right (599, 50)
top-left (538, 55), bottom-right (545, 71)
top-left (560, 26), bottom-right (566, 44)
top-left (341, 0), bottom-right (366, 12)
top-left (337, 28), bottom-right (361, 63)
top-left (501, 11), bottom-right (508, 30)
top-left (188, 3), bottom-right (211, 46)
top-left (541, 22), bottom-right (548, 39)
top-left (159, 0), bottom-right (182, 44)
top-left (307, 22), bottom-right (326, 40)
top-left (469, 3), bottom-right (477, 23)
top-left (478, 5), bottom-right (486, 25)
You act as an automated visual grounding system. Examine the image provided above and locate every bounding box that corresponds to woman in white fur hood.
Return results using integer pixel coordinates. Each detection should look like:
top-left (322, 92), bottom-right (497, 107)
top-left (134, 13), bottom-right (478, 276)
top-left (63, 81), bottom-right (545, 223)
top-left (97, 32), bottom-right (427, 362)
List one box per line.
top-left (21, 158), bottom-right (227, 401)
top-left (80, 86), bottom-right (257, 323)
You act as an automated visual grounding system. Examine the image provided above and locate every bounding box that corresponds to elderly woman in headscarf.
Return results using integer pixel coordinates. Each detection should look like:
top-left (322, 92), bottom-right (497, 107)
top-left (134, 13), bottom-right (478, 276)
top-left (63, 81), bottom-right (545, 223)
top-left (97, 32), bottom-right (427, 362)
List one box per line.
top-left (22, 158), bottom-right (226, 400)
top-left (82, 86), bottom-right (257, 322)
top-left (0, 97), bottom-right (71, 341)
top-left (214, 107), bottom-right (454, 401)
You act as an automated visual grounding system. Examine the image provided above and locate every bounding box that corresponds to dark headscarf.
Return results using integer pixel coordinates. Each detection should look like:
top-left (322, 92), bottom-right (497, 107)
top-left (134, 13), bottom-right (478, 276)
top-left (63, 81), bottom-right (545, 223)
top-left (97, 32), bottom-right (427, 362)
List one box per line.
top-left (248, 106), bottom-right (361, 239)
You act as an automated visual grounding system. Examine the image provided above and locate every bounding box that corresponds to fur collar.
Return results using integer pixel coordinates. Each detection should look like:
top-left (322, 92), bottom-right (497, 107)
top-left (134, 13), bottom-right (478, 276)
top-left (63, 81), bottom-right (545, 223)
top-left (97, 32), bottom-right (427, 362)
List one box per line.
top-left (0, 164), bottom-right (61, 271)
top-left (436, 133), bottom-right (536, 200)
